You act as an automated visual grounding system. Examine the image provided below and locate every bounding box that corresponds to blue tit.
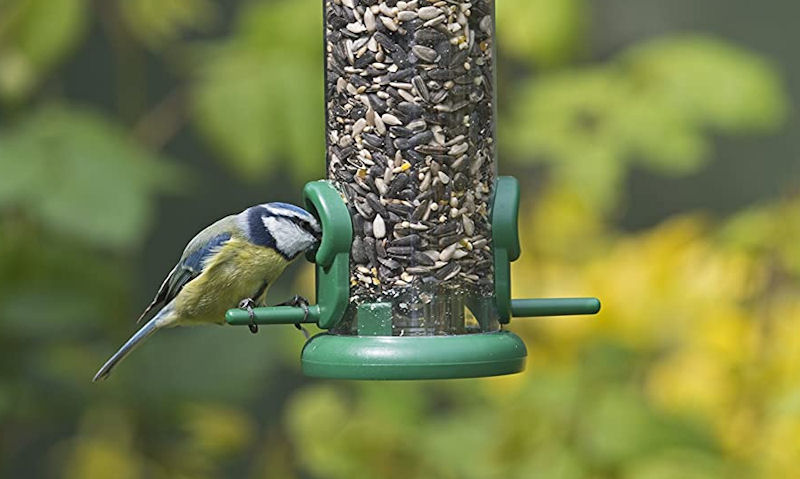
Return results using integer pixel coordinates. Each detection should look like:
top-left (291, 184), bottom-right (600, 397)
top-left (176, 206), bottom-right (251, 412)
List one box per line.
top-left (93, 202), bottom-right (321, 381)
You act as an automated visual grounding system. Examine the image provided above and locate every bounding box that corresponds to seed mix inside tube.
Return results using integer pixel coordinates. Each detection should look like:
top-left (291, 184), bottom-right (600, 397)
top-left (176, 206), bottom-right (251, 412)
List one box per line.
top-left (325, 0), bottom-right (497, 335)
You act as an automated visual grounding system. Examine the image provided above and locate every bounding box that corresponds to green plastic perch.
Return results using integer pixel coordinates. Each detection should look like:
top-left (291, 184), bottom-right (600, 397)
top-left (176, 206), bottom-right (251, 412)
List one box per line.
top-left (225, 305), bottom-right (320, 326)
top-left (226, 297), bottom-right (601, 326)
top-left (511, 297), bottom-right (601, 317)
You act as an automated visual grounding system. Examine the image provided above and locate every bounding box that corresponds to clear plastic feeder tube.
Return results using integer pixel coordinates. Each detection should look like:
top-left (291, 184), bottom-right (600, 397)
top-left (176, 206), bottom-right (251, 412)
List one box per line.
top-left (324, 0), bottom-right (497, 335)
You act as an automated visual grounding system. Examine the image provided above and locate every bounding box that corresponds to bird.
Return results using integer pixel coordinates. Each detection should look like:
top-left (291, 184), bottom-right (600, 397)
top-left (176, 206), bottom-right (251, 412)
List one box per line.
top-left (93, 202), bottom-right (321, 382)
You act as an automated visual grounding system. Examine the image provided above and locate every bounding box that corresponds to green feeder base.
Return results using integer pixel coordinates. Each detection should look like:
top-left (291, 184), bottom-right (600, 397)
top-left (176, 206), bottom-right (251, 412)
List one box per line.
top-left (301, 331), bottom-right (527, 380)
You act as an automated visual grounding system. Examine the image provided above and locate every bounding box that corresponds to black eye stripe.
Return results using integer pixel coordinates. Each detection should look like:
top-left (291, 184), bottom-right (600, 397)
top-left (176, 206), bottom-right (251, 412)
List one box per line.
top-left (298, 220), bottom-right (320, 238)
top-left (249, 205), bottom-right (318, 237)
top-left (247, 207), bottom-right (275, 248)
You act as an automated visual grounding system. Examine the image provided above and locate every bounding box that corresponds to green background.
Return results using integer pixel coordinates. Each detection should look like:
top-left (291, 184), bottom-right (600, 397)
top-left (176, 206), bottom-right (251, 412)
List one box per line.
top-left (1, 0), bottom-right (798, 477)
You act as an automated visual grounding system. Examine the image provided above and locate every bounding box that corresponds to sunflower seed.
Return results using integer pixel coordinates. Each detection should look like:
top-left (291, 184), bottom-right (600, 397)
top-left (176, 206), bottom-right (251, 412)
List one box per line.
top-left (411, 45), bottom-right (439, 63)
top-left (417, 6), bottom-right (441, 20)
top-left (439, 242), bottom-right (459, 262)
top-left (346, 22), bottom-right (367, 34)
top-left (364, 8), bottom-right (377, 31)
top-left (373, 214), bottom-right (386, 239)
top-left (412, 251), bottom-right (436, 266)
top-left (381, 113), bottom-right (402, 125)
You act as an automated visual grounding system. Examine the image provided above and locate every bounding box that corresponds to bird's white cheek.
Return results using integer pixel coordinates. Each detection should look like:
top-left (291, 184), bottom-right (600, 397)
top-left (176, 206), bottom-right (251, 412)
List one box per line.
top-left (263, 216), bottom-right (315, 258)
top-left (283, 233), bottom-right (316, 258)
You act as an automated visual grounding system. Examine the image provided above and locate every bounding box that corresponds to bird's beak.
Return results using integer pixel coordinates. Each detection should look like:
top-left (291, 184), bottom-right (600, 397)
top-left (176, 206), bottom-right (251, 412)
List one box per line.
top-left (311, 227), bottom-right (322, 246)
top-left (305, 230), bottom-right (322, 262)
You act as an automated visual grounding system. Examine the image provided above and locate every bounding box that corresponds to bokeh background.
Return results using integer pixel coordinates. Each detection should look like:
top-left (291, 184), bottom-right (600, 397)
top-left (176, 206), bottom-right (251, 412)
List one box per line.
top-left (1, 0), bottom-right (798, 477)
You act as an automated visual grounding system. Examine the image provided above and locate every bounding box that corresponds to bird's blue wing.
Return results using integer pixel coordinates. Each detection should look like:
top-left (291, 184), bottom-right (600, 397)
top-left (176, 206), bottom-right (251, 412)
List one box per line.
top-left (136, 232), bottom-right (232, 323)
top-left (181, 232), bottom-right (232, 272)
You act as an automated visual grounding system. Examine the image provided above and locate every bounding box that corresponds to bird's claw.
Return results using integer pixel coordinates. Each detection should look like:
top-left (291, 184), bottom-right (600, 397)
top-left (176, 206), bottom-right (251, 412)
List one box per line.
top-left (278, 295), bottom-right (311, 339)
top-left (294, 322), bottom-right (310, 340)
top-left (277, 294), bottom-right (309, 309)
top-left (295, 301), bottom-right (310, 340)
top-left (238, 298), bottom-right (258, 334)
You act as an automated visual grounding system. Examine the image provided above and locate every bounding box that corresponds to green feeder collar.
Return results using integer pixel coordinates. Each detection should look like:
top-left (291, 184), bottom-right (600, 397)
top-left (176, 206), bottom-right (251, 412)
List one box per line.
top-left (225, 178), bottom-right (600, 380)
top-left (302, 331), bottom-right (527, 380)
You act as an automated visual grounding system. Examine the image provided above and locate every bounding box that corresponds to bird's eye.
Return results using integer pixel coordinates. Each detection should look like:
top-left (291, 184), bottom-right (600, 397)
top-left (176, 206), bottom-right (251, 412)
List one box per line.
top-left (305, 221), bottom-right (322, 239)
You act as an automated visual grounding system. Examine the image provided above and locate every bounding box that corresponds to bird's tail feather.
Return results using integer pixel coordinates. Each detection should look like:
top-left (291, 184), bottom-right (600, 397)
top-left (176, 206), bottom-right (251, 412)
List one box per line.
top-left (92, 313), bottom-right (165, 382)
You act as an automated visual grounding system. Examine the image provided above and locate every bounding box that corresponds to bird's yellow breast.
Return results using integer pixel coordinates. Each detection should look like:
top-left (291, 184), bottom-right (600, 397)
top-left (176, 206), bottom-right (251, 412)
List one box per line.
top-left (173, 238), bottom-right (291, 324)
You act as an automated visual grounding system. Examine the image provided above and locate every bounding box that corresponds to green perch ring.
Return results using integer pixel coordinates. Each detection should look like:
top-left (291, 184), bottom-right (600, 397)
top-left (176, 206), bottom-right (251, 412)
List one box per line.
top-left (225, 179), bottom-right (600, 380)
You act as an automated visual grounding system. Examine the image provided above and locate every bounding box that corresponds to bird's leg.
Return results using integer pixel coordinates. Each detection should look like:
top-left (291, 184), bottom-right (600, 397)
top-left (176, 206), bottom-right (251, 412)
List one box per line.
top-left (296, 323), bottom-right (310, 340)
top-left (240, 281), bottom-right (269, 334)
top-left (238, 298), bottom-right (259, 334)
top-left (275, 295), bottom-right (310, 317)
top-left (275, 295), bottom-right (310, 339)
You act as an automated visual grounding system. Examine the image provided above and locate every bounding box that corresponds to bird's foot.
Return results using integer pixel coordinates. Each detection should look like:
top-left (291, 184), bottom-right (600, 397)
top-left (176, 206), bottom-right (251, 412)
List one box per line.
top-left (294, 322), bottom-right (310, 340)
top-left (238, 298), bottom-right (258, 334)
top-left (276, 294), bottom-right (309, 309)
top-left (277, 295), bottom-right (310, 339)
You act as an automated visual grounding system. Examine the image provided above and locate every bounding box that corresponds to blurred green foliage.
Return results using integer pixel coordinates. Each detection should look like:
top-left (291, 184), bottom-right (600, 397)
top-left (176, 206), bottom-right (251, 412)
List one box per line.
top-left (505, 35), bottom-right (787, 206)
top-left (0, 104), bottom-right (177, 247)
top-left (498, 0), bottom-right (586, 66)
top-left (0, 0), bottom-right (796, 478)
top-left (190, 0), bottom-right (323, 181)
top-left (119, 0), bottom-right (217, 50)
top-left (0, 0), bottom-right (88, 101)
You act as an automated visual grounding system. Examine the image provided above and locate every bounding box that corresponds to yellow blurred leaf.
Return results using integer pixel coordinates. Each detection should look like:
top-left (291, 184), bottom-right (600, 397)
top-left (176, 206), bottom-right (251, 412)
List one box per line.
top-left (181, 403), bottom-right (255, 458)
top-left (497, 0), bottom-right (586, 66)
top-left (56, 407), bottom-right (146, 479)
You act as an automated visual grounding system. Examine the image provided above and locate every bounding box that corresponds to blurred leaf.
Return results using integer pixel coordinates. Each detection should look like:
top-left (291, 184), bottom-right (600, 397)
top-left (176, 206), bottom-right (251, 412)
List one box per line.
top-left (719, 197), bottom-right (800, 275)
top-left (252, 432), bottom-right (299, 479)
top-left (505, 35), bottom-right (788, 207)
top-left (504, 67), bottom-right (633, 205)
top-left (514, 446), bottom-right (585, 479)
top-left (0, 217), bottom-right (130, 342)
top-left (622, 449), bottom-right (733, 479)
top-left (497, 0), bottom-right (586, 66)
top-left (180, 403), bottom-right (254, 458)
top-left (285, 385), bottom-right (363, 479)
top-left (190, 0), bottom-right (323, 182)
top-left (55, 407), bottom-right (147, 479)
top-left (421, 411), bottom-right (503, 479)
top-left (577, 390), bottom-right (653, 464)
top-left (119, 0), bottom-right (217, 50)
top-left (0, 0), bottom-right (88, 101)
top-left (622, 35), bottom-right (788, 132)
top-left (286, 383), bottom-right (446, 479)
top-left (578, 388), bottom-right (717, 467)
top-left (0, 104), bottom-right (179, 249)
top-left (1, 289), bottom-right (107, 336)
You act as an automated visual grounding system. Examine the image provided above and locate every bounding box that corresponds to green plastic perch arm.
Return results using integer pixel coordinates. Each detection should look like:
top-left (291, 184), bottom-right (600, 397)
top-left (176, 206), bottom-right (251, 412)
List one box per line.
top-left (511, 297), bottom-right (600, 317)
top-left (226, 305), bottom-right (321, 326)
top-left (225, 297), bottom-right (600, 325)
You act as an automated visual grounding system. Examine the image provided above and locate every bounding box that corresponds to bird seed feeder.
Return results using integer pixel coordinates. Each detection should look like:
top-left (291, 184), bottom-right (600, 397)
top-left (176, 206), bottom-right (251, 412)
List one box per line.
top-left (225, 0), bottom-right (600, 379)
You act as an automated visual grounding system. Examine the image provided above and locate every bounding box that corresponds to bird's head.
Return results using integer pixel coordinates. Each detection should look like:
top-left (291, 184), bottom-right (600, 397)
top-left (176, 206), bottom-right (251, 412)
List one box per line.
top-left (241, 202), bottom-right (321, 260)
